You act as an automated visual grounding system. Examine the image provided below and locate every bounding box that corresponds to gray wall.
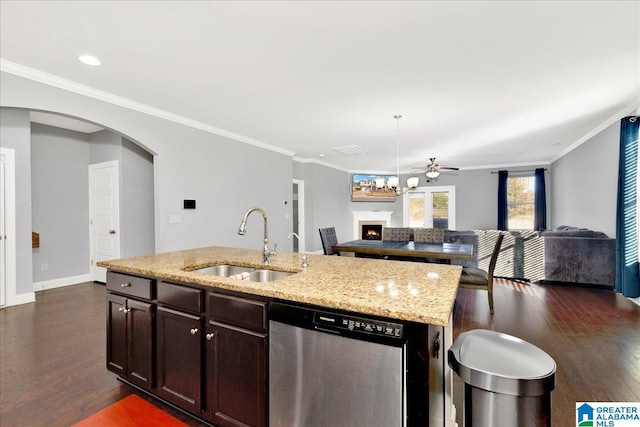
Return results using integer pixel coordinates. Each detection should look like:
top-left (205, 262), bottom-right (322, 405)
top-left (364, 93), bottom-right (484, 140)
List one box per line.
top-left (31, 123), bottom-right (90, 283)
top-left (121, 138), bottom-right (155, 257)
top-left (1, 72), bottom-right (293, 257)
top-left (293, 161), bottom-right (350, 252)
top-left (0, 109), bottom-right (33, 297)
top-left (551, 121), bottom-right (619, 237)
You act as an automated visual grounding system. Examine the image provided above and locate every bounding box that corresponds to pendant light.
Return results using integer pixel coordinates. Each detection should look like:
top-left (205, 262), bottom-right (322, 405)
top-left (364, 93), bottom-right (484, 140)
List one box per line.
top-left (388, 115), bottom-right (419, 196)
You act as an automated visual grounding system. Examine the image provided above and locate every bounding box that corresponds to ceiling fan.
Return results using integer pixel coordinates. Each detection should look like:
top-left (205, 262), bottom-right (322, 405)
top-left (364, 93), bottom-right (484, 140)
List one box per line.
top-left (412, 158), bottom-right (459, 179)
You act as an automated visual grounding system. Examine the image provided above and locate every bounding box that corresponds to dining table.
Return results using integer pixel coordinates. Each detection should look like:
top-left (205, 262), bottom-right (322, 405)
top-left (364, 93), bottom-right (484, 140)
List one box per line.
top-left (332, 239), bottom-right (474, 263)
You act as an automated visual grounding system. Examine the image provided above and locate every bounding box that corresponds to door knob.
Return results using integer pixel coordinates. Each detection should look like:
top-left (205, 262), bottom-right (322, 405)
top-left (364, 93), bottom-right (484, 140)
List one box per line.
top-left (206, 333), bottom-right (215, 341)
top-left (190, 328), bottom-right (199, 335)
top-left (109, 230), bottom-right (116, 234)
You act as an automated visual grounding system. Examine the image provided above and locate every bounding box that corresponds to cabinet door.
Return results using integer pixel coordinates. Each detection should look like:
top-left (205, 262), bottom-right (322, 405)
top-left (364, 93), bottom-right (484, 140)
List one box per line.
top-left (106, 294), bottom-right (127, 377)
top-left (127, 299), bottom-right (154, 389)
top-left (156, 306), bottom-right (202, 414)
top-left (204, 321), bottom-right (267, 427)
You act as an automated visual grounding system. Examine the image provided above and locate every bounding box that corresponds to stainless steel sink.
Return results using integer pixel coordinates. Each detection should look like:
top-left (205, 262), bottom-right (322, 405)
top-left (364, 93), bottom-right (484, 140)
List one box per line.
top-left (189, 264), bottom-right (296, 282)
top-left (248, 269), bottom-right (296, 282)
top-left (191, 264), bottom-right (255, 277)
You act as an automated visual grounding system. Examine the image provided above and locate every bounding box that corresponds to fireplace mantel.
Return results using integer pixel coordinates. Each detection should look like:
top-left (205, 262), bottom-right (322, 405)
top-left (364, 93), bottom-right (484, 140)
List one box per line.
top-left (352, 211), bottom-right (394, 239)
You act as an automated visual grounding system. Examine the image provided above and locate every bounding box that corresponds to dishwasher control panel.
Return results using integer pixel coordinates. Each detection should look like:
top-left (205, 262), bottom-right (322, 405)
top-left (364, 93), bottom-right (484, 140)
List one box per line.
top-left (314, 311), bottom-right (403, 340)
top-left (269, 302), bottom-right (405, 347)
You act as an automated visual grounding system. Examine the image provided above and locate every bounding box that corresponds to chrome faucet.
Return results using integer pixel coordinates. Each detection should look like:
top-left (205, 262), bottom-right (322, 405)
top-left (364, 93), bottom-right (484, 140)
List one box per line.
top-left (238, 208), bottom-right (276, 264)
top-left (288, 233), bottom-right (308, 268)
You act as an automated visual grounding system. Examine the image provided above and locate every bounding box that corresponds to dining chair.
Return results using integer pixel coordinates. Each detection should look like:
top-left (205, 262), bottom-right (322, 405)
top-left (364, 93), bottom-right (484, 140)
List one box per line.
top-left (382, 227), bottom-right (411, 241)
top-left (413, 228), bottom-right (445, 243)
top-left (319, 227), bottom-right (339, 255)
top-left (459, 232), bottom-right (504, 314)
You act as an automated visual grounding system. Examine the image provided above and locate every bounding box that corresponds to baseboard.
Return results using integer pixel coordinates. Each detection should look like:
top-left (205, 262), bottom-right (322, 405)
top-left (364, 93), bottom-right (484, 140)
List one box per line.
top-left (33, 274), bottom-right (92, 292)
top-left (13, 292), bottom-right (36, 305)
top-left (535, 279), bottom-right (614, 291)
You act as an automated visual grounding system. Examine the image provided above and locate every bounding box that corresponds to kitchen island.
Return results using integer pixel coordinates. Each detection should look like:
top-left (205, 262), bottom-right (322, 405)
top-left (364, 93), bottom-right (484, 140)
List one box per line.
top-left (99, 246), bottom-right (462, 427)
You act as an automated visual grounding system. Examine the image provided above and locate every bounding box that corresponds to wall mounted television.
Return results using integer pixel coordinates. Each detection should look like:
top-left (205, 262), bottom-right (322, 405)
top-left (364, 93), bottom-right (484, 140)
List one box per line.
top-left (351, 174), bottom-right (397, 202)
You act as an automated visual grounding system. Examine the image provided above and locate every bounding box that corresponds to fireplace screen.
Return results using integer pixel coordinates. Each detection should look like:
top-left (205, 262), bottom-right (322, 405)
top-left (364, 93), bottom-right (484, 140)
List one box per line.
top-left (362, 224), bottom-right (383, 240)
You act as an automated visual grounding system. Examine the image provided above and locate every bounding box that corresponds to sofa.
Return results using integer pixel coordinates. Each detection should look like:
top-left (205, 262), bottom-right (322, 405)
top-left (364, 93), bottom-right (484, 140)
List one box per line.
top-left (384, 226), bottom-right (615, 288)
top-left (538, 225), bottom-right (615, 288)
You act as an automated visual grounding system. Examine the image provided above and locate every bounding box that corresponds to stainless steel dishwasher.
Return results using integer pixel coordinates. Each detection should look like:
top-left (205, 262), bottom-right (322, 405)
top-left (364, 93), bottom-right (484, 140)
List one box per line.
top-left (269, 302), bottom-right (406, 427)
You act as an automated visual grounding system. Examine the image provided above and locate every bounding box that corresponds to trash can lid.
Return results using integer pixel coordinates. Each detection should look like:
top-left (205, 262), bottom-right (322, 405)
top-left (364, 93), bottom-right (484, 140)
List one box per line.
top-left (448, 329), bottom-right (556, 396)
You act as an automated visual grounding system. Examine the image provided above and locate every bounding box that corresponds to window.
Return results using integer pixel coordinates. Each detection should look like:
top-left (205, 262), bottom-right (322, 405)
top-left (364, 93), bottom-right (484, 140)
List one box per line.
top-left (507, 175), bottom-right (535, 230)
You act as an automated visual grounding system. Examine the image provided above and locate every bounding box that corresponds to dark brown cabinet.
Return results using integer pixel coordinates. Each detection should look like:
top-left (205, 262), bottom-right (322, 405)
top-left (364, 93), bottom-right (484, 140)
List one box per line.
top-left (106, 274), bottom-right (154, 390)
top-left (156, 306), bottom-right (202, 414)
top-left (107, 272), bottom-right (269, 427)
top-left (204, 292), bottom-right (268, 427)
top-left (204, 321), bottom-right (267, 427)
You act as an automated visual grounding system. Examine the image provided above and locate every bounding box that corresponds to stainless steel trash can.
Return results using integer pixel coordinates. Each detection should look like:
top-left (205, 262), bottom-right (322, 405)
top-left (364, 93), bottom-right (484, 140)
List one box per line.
top-left (448, 329), bottom-right (556, 427)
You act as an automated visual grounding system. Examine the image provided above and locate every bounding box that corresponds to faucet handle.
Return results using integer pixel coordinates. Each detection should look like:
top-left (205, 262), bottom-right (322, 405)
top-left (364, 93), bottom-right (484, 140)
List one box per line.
top-left (270, 242), bottom-right (278, 255)
top-left (301, 255), bottom-right (308, 268)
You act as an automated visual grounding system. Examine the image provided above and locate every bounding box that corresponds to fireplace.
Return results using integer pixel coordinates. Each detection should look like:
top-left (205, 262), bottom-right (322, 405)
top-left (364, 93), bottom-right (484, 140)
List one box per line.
top-left (353, 211), bottom-right (393, 240)
top-left (362, 224), bottom-right (383, 240)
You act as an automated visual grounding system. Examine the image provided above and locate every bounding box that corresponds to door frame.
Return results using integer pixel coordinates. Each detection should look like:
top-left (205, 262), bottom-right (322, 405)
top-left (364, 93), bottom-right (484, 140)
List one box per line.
top-left (292, 179), bottom-right (306, 253)
top-left (0, 147), bottom-right (17, 307)
top-left (89, 160), bottom-right (121, 282)
top-left (402, 185), bottom-right (456, 230)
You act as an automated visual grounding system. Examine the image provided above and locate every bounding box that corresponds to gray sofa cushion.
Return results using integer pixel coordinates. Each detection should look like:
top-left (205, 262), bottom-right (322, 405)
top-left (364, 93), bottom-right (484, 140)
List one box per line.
top-left (540, 230), bottom-right (596, 238)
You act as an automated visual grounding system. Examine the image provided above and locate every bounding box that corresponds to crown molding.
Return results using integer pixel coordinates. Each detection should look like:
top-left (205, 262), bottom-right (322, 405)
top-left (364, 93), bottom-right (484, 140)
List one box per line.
top-left (549, 101), bottom-right (640, 164)
top-left (0, 59), bottom-right (296, 157)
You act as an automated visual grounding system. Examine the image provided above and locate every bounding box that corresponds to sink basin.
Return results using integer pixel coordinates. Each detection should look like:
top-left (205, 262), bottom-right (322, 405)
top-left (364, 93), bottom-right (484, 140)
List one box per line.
top-left (189, 264), bottom-right (296, 282)
top-left (248, 269), bottom-right (295, 282)
top-left (191, 264), bottom-right (255, 277)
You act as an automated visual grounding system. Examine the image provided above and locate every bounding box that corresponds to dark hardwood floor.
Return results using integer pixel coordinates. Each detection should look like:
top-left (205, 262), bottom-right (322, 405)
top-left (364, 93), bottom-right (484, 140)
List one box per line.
top-left (453, 278), bottom-right (640, 426)
top-left (1, 280), bottom-right (638, 426)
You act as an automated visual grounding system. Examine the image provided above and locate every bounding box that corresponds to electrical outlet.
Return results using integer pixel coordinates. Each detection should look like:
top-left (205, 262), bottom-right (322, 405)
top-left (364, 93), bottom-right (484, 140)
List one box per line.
top-left (41, 263), bottom-right (48, 272)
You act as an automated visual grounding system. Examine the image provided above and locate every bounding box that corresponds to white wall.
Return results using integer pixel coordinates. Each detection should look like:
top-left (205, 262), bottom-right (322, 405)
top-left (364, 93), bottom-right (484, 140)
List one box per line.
top-left (551, 121), bottom-right (619, 237)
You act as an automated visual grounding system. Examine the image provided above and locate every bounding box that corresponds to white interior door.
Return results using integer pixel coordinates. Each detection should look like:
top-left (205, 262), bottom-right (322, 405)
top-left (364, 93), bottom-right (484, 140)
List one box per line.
top-left (1, 152), bottom-right (6, 307)
top-left (89, 161), bottom-right (120, 283)
top-left (0, 147), bottom-right (16, 307)
top-left (403, 185), bottom-right (456, 230)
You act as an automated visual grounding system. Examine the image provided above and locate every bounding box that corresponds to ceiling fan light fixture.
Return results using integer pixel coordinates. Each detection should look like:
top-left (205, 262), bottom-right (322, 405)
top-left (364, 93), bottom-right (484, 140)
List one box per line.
top-left (426, 170), bottom-right (440, 179)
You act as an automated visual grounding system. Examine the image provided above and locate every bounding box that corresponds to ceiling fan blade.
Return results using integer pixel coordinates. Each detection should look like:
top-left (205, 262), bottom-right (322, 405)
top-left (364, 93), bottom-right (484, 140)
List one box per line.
top-left (440, 166), bottom-right (459, 171)
top-left (411, 168), bottom-right (428, 172)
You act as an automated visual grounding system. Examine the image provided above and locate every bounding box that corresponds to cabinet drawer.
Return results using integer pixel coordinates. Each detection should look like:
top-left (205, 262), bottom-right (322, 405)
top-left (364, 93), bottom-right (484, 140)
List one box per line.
top-left (107, 271), bottom-right (154, 300)
top-left (158, 281), bottom-right (203, 313)
top-left (208, 293), bottom-right (267, 333)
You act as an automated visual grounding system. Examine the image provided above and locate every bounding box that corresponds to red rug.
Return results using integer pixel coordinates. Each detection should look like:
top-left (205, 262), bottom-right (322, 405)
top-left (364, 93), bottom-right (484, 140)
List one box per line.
top-left (72, 394), bottom-right (189, 427)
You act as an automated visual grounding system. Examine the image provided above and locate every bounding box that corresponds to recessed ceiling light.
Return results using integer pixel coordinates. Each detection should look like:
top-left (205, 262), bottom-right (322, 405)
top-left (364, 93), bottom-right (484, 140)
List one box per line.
top-left (78, 55), bottom-right (101, 66)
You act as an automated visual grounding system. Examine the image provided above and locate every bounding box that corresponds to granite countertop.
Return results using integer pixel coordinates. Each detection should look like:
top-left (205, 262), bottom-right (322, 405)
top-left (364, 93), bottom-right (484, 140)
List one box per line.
top-left (97, 246), bottom-right (462, 326)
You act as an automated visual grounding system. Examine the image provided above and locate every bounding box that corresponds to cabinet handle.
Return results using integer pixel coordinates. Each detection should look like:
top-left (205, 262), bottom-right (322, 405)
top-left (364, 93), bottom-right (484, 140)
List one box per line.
top-left (118, 307), bottom-right (125, 312)
top-left (190, 328), bottom-right (198, 335)
top-left (118, 307), bottom-right (130, 314)
top-left (206, 333), bottom-right (215, 341)
top-left (120, 282), bottom-right (131, 288)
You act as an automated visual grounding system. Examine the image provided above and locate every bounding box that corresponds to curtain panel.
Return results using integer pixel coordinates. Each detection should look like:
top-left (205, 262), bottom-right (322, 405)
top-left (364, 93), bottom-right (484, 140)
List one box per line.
top-left (533, 168), bottom-right (547, 231)
top-left (497, 170), bottom-right (508, 231)
top-left (615, 115), bottom-right (640, 298)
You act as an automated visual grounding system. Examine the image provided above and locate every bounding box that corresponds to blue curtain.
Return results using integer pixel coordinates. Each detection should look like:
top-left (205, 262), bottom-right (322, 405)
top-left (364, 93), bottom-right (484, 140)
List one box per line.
top-left (533, 168), bottom-right (547, 230)
top-left (615, 116), bottom-right (640, 298)
top-left (497, 170), bottom-right (508, 231)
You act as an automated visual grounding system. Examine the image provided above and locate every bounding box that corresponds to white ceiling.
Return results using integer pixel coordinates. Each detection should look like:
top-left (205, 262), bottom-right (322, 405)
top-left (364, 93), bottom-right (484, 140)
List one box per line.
top-left (1, 1), bottom-right (639, 173)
